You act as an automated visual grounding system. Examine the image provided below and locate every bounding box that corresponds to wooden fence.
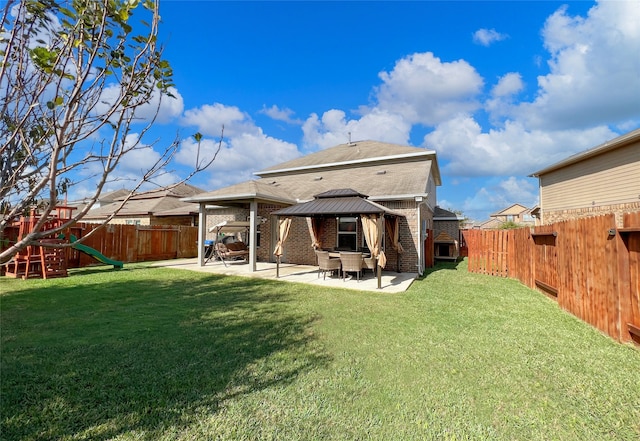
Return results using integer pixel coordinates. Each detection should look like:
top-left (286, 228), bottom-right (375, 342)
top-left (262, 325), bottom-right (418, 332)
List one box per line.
top-left (2, 223), bottom-right (198, 270)
top-left (68, 223), bottom-right (198, 267)
top-left (463, 212), bottom-right (640, 344)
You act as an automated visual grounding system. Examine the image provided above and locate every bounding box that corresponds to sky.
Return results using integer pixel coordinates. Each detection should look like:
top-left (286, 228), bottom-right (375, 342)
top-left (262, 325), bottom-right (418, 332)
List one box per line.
top-left (74, 0), bottom-right (640, 221)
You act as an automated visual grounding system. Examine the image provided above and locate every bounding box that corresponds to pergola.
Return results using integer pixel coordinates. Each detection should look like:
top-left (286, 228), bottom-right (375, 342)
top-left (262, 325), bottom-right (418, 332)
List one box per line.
top-left (272, 189), bottom-right (405, 289)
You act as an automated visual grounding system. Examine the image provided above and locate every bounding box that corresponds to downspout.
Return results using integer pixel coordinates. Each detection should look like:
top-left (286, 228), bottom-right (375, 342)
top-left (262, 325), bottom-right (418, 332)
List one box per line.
top-left (249, 200), bottom-right (258, 272)
top-left (197, 202), bottom-right (206, 267)
top-left (415, 197), bottom-right (426, 276)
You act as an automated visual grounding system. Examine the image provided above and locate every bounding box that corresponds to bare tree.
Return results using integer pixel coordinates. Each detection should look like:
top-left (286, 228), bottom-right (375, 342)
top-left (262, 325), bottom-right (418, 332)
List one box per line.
top-left (0, 0), bottom-right (219, 264)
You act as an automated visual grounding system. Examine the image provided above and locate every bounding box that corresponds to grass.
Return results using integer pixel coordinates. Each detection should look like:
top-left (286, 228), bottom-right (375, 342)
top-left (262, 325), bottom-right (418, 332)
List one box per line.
top-left (1, 260), bottom-right (639, 441)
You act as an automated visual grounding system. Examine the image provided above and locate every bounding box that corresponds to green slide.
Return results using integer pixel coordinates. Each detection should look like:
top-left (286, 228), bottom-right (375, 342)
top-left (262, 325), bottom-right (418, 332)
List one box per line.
top-left (64, 234), bottom-right (124, 269)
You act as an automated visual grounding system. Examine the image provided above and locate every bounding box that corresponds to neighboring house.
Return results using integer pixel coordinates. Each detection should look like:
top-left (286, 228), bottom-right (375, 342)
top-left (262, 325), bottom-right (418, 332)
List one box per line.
top-left (530, 128), bottom-right (640, 227)
top-left (184, 140), bottom-right (441, 275)
top-left (83, 183), bottom-right (204, 226)
top-left (477, 203), bottom-right (537, 229)
top-left (64, 188), bottom-right (132, 213)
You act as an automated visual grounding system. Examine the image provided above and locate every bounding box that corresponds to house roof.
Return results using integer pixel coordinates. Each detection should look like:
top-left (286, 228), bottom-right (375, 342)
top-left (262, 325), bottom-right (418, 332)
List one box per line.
top-left (272, 188), bottom-right (404, 218)
top-left (477, 218), bottom-right (504, 230)
top-left (530, 128), bottom-right (640, 177)
top-left (257, 140), bottom-right (441, 186)
top-left (154, 205), bottom-right (199, 217)
top-left (84, 183), bottom-right (205, 219)
top-left (185, 140), bottom-right (440, 207)
top-left (256, 159), bottom-right (435, 202)
top-left (490, 203), bottom-right (529, 217)
top-left (434, 206), bottom-right (461, 220)
top-left (182, 180), bottom-right (297, 206)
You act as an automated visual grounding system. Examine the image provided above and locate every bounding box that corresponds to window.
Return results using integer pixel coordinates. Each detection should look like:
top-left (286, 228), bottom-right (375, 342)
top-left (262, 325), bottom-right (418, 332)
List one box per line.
top-left (337, 217), bottom-right (357, 250)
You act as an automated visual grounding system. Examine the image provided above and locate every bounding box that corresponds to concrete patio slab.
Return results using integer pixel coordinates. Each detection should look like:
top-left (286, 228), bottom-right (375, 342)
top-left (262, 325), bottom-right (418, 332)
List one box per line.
top-left (150, 258), bottom-right (418, 293)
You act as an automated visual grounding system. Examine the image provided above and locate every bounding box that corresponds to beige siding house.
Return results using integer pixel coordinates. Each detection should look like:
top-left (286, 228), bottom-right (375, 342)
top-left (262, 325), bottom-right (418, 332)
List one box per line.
top-left (531, 128), bottom-right (640, 227)
top-left (184, 140), bottom-right (441, 275)
top-left (82, 183), bottom-right (204, 226)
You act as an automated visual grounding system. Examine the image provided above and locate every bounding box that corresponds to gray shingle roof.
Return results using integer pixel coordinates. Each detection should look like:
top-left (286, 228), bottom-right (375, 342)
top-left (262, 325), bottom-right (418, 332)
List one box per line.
top-left (255, 159), bottom-right (433, 201)
top-left (187, 140), bottom-right (440, 206)
top-left (258, 140), bottom-right (435, 174)
top-left (182, 180), bottom-right (296, 205)
top-left (83, 183), bottom-right (205, 219)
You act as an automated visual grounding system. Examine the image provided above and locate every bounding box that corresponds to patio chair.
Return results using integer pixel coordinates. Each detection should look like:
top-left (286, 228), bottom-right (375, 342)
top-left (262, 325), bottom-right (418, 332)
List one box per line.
top-left (362, 256), bottom-right (376, 275)
top-left (339, 251), bottom-right (363, 282)
top-left (316, 250), bottom-right (341, 280)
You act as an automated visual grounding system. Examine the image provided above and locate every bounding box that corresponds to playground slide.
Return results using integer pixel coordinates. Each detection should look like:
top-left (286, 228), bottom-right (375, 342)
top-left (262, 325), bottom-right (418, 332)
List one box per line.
top-left (66, 234), bottom-right (124, 269)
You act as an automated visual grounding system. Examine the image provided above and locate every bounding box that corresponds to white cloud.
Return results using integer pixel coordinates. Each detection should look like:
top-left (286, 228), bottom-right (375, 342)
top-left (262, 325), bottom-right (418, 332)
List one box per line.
top-left (70, 133), bottom-right (182, 199)
top-left (94, 85), bottom-right (184, 124)
top-left (460, 177), bottom-right (538, 220)
top-left (491, 72), bottom-right (524, 98)
top-left (260, 105), bottom-right (302, 124)
top-left (424, 115), bottom-right (618, 176)
top-left (374, 52), bottom-right (484, 125)
top-left (302, 109), bottom-right (411, 150)
top-left (176, 130), bottom-right (300, 189)
top-left (181, 103), bottom-right (258, 138)
top-left (485, 72), bottom-right (525, 120)
top-left (513, 1), bottom-right (640, 129)
top-left (473, 28), bottom-right (509, 46)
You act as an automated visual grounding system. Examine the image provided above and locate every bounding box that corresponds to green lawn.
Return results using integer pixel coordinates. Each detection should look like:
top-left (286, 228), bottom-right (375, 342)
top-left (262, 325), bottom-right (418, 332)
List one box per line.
top-left (1, 260), bottom-right (638, 441)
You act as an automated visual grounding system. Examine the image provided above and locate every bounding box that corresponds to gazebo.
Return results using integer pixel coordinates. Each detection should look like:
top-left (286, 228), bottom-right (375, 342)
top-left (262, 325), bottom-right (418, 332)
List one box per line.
top-left (272, 189), bottom-right (405, 289)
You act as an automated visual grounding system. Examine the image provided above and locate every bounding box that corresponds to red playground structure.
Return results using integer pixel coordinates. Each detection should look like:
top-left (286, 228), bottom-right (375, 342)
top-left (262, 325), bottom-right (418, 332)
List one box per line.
top-left (4, 206), bottom-right (75, 279)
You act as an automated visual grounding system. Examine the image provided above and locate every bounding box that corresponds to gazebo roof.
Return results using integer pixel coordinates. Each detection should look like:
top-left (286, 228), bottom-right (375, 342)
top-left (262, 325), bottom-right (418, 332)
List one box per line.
top-left (272, 188), bottom-right (403, 218)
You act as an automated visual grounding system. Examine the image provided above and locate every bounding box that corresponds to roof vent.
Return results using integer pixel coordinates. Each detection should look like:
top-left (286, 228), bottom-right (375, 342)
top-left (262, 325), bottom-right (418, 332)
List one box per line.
top-left (376, 170), bottom-right (387, 175)
top-left (314, 176), bottom-right (323, 181)
top-left (347, 131), bottom-right (356, 146)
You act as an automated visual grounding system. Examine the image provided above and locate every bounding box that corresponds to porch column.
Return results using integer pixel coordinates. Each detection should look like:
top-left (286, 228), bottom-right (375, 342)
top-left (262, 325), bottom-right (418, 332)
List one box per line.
top-left (249, 200), bottom-right (258, 272)
top-left (198, 202), bottom-right (206, 266)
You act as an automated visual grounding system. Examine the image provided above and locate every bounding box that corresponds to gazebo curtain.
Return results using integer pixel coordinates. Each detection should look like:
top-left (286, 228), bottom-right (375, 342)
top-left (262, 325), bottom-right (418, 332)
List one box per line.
top-left (273, 217), bottom-right (292, 257)
top-left (361, 214), bottom-right (386, 268)
top-left (308, 217), bottom-right (323, 249)
top-left (387, 217), bottom-right (405, 254)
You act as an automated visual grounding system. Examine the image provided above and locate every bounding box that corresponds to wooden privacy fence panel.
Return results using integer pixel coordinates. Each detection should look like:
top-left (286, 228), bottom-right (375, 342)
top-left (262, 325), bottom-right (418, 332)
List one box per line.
top-left (532, 225), bottom-right (559, 296)
top-left (71, 223), bottom-right (198, 266)
top-left (555, 215), bottom-right (620, 340)
top-left (621, 212), bottom-right (640, 345)
top-left (464, 211), bottom-right (640, 344)
top-left (463, 229), bottom-right (509, 277)
top-left (507, 227), bottom-right (533, 287)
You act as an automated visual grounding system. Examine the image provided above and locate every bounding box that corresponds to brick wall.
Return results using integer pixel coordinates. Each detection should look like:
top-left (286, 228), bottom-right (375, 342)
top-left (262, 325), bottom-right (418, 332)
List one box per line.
top-left (543, 201), bottom-right (640, 228)
top-left (205, 200), bottom-right (433, 272)
top-left (204, 207), bottom-right (249, 241)
top-left (434, 220), bottom-right (460, 242)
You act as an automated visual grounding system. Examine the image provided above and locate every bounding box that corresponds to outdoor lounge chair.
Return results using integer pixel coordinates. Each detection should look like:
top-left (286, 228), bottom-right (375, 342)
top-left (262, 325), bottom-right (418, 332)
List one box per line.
top-left (316, 250), bottom-right (341, 280)
top-left (339, 251), bottom-right (363, 282)
top-left (215, 241), bottom-right (249, 266)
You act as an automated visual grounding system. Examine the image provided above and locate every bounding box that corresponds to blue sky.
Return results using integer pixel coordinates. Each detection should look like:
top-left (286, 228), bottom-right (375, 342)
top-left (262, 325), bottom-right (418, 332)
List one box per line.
top-left (76, 0), bottom-right (640, 221)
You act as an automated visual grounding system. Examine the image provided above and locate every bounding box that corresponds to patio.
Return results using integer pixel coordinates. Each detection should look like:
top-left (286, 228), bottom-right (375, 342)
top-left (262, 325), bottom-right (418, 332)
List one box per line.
top-left (151, 258), bottom-right (418, 293)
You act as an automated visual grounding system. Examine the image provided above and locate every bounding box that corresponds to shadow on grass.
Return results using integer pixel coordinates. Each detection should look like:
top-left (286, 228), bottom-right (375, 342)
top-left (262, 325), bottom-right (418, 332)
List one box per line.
top-left (1, 269), bottom-right (330, 440)
top-left (419, 259), bottom-right (466, 279)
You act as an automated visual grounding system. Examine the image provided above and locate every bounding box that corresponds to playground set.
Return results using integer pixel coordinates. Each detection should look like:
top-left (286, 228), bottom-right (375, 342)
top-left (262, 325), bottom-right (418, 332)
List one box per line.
top-left (3, 206), bottom-right (123, 280)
